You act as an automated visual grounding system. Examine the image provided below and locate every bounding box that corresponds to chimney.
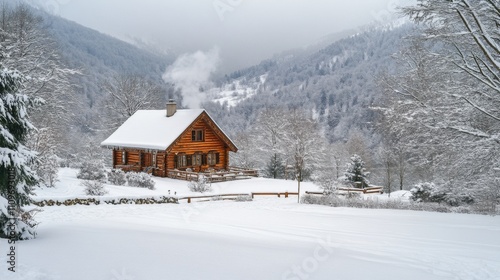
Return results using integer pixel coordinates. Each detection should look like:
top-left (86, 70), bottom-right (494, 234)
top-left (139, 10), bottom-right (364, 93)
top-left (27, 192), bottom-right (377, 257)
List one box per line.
top-left (166, 100), bottom-right (177, 117)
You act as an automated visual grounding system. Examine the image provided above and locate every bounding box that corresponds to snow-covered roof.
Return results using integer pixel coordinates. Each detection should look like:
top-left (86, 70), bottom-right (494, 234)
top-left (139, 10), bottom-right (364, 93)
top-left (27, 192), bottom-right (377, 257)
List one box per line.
top-left (101, 109), bottom-right (205, 150)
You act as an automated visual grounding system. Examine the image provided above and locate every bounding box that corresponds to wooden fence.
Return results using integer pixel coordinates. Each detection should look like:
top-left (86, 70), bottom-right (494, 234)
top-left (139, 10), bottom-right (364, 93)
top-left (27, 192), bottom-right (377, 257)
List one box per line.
top-left (305, 186), bottom-right (383, 196)
top-left (179, 192), bottom-right (298, 203)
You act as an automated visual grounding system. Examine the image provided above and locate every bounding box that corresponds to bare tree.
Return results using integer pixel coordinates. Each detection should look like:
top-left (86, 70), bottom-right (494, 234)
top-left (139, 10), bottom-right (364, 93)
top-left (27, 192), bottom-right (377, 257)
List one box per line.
top-left (345, 130), bottom-right (372, 169)
top-left (100, 74), bottom-right (164, 130)
top-left (230, 131), bottom-right (258, 169)
top-left (377, 146), bottom-right (395, 196)
top-left (281, 110), bottom-right (327, 202)
top-left (399, 0), bottom-right (500, 144)
top-left (377, 0), bottom-right (500, 195)
top-left (252, 107), bottom-right (288, 178)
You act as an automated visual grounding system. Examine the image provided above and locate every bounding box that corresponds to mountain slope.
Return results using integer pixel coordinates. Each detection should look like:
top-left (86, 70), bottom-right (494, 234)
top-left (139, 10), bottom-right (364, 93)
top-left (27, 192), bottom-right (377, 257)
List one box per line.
top-left (204, 23), bottom-right (414, 144)
top-left (38, 10), bottom-right (173, 103)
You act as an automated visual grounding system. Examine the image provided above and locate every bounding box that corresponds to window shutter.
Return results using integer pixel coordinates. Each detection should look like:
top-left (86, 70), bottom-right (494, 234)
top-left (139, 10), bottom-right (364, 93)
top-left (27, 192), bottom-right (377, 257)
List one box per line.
top-left (216, 153), bottom-right (220, 164)
top-left (174, 155), bottom-right (178, 168)
top-left (202, 154), bottom-right (207, 165)
top-left (187, 155), bottom-right (192, 166)
top-left (191, 131), bottom-right (196, 141)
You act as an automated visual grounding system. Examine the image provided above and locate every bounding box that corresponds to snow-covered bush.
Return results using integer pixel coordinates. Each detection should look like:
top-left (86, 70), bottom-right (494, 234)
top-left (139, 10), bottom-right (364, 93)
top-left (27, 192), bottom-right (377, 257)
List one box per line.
top-left (82, 180), bottom-right (108, 196)
top-left (188, 175), bottom-right (211, 193)
top-left (411, 182), bottom-right (475, 206)
top-left (346, 192), bottom-right (362, 199)
top-left (314, 172), bottom-right (339, 195)
top-left (443, 192), bottom-right (475, 207)
top-left (410, 182), bottom-right (444, 203)
top-left (127, 172), bottom-right (155, 190)
top-left (235, 195), bottom-right (253, 202)
top-left (35, 154), bottom-right (60, 187)
top-left (77, 161), bottom-right (106, 181)
top-left (107, 169), bottom-right (126, 186)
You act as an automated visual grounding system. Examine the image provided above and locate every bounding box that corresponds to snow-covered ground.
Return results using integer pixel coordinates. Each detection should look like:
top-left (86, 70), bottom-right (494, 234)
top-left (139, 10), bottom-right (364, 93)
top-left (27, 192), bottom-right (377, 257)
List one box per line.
top-left (1, 169), bottom-right (499, 280)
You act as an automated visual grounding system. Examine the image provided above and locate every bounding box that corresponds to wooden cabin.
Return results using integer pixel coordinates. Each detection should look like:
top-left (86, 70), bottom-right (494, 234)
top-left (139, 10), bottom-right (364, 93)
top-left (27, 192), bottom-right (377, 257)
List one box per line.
top-left (101, 101), bottom-right (238, 177)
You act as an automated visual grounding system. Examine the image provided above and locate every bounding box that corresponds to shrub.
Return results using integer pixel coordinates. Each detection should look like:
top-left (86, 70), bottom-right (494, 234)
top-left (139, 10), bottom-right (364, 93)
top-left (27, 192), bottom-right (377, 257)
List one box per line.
top-left (345, 191), bottom-right (361, 200)
top-left (443, 192), bottom-right (475, 207)
top-left (107, 169), bottom-right (127, 186)
top-left (77, 161), bottom-right (106, 181)
top-left (82, 180), bottom-right (108, 196)
top-left (35, 153), bottom-right (60, 187)
top-left (410, 182), bottom-right (476, 206)
top-left (410, 182), bottom-right (444, 203)
top-left (314, 172), bottom-right (339, 195)
top-left (127, 172), bottom-right (155, 190)
top-left (188, 175), bottom-right (211, 193)
top-left (235, 194), bottom-right (253, 202)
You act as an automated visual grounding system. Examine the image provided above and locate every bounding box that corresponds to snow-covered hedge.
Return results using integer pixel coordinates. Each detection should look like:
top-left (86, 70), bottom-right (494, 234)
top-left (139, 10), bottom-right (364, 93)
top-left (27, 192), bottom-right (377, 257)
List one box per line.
top-left (77, 161), bottom-right (106, 181)
top-left (32, 196), bottom-right (178, 207)
top-left (302, 194), bottom-right (450, 212)
top-left (301, 194), bottom-right (497, 215)
top-left (235, 194), bottom-right (253, 202)
top-left (82, 180), bottom-right (108, 196)
top-left (188, 176), bottom-right (211, 193)
top-left (107, 168), bottom-right (127, 186)
top-left (127, 172), bottom-right (155, 190)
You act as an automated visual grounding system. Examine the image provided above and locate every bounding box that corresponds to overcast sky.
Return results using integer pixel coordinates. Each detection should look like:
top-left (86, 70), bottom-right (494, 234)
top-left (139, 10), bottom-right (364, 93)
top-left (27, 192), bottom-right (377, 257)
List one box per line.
top-left (31, 0), bottom-right (410, 74)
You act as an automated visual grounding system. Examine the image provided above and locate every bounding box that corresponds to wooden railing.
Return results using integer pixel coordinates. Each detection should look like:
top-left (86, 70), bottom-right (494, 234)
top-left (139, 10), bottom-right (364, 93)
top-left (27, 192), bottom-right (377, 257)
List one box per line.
top-left (115, 164), bottom-right (142, 172)
top-left (228, 166), bottom-right (259, 177)
top-left (179, 192), bottom-right (298, 203)
top-left (167, 167), bottom-right (258, 183)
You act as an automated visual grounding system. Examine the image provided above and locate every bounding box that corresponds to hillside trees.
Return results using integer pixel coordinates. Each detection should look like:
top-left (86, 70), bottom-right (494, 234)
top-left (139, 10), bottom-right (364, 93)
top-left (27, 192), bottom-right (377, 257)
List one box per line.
top-left (380, 0), bottom-right (500, 197)
top-left (0, 2), bottom-right (79, 178)
top-left (0, 66), bottom-right (40, 240)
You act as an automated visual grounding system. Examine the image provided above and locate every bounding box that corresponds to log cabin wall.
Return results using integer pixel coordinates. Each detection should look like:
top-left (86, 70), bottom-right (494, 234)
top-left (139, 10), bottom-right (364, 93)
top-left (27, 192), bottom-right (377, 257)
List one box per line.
top-left (154, 153), bottom-right (167, 177)
top-left (126, 151), bottom-right (140, 166)
top-left (167, 118), bottom-right (229, 171)
top-left (113, 150), bottom-right (122, 166)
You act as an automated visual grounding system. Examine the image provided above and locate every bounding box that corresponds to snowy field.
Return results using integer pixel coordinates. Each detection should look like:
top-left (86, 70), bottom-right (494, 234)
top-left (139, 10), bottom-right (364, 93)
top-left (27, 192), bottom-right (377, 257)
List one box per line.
top-left (1, 169), bottom-right (499, 280)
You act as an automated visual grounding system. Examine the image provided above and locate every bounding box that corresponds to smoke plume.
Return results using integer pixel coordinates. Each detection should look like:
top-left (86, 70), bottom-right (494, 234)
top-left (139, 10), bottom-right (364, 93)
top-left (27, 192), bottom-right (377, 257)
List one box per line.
top-left (162, 47), bottom-right (219, 109)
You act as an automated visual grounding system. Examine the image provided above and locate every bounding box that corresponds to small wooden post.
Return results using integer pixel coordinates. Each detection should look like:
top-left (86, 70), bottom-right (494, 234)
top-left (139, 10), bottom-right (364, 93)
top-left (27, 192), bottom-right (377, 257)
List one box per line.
top-left (187, 197), bottom-right (191, 203)
top-left (285, 192), bottom-right (288, 198)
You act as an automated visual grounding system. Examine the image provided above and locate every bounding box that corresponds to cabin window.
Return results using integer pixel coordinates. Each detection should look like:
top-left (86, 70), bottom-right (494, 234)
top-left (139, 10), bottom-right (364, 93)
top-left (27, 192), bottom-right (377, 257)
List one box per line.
top-left (193, 152), bottom-right (203, 166)
top-left (191, 129), bottom-right (204, 142)
top-left (122, 150), bottom-right (127, 164)
top-left (207, 151), bottom-right (220, 166)
top-left (177, 153), bottom-right (187, 168)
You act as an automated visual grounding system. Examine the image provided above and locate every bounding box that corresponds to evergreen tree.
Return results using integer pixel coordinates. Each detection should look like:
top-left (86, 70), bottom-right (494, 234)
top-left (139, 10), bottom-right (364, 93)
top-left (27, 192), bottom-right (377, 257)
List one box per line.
top-left (264, 153), bottom-right (285, 179)
top-left (344, 154), bottom-right (370, 188)
top-left (0, 67), bottom-right (40, 240)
